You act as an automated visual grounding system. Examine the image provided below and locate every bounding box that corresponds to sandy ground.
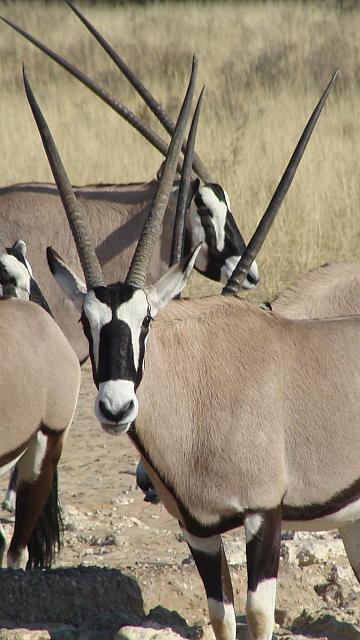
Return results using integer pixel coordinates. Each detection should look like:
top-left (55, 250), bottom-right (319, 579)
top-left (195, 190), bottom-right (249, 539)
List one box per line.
top-left (1, 362), bottom-right (360, 639)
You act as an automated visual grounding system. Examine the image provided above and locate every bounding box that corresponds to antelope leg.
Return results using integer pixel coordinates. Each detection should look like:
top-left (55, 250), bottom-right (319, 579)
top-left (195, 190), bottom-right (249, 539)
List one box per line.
top-left (0, 524), bottom-right (6, 568)
top-left (244, 508), bottom-right (281, 640)
top-left (182, 528), bottom-right (236, 640)
top-left (339, 520), bottom-right (360, 583)
top-left (7, 429), bottom-right (64, 569)
top-left (2, 464), bottom-right (18, 513)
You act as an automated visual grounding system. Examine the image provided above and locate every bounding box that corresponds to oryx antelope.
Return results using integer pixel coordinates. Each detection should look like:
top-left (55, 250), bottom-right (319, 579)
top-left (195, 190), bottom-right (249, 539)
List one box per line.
top-left (0, 237), bottom-right (80, 569)
top-left (0, 240), bottom-right (53, 515)
top-left (1, 7), bottom-right (259, 361)
top-left (271, 261), bottom-right (360, 319)
top-left (26, 64), bottom-right (353, 640)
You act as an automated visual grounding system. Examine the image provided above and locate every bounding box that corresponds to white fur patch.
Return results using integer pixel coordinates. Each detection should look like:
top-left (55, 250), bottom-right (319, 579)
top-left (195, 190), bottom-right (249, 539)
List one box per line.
top-left (208, 599), bottom-right (236, 639)
top-left (17, 432), bottom-right (47, 483)
top-left (2, 486), bottom-right (16, 513)
top-left (0, 453), bottom-right (24, 480)
top-left (221, 255), bottom-right (259, 288)
top-left (245, 513), bottom-right (263, 543)
top-left (247, 578), bottom-right (276, 638)
top-left (187, 208), bottom-right (207, 267)
top-left (181, 530), bottom-right (221, 554)
top-left (96, 379), bottom-right (138, 430)
top-left (7, 546), bottom-right (29, 570)
top-left (83, 290), bottom-right (112, 368)
top-left (116, 289), bottom-right (149, 372)
top-left (0, 254), bottom-right (30, 294)
top-left (198, 186), bottom-right (227, 252)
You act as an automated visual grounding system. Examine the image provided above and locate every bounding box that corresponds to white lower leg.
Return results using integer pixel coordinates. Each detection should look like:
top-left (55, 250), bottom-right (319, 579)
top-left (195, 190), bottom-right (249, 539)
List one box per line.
top-left (246, 578), bottom-right (276, 640)
top-left (208, 598), bottom-right (236, 640)
top-left (7, 545), bottom-right (28, 570)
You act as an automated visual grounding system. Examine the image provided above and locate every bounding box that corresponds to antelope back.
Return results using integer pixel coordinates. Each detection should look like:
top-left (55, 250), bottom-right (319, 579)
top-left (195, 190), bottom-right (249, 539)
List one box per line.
top-left (272, 262), bottom-right (360, 319)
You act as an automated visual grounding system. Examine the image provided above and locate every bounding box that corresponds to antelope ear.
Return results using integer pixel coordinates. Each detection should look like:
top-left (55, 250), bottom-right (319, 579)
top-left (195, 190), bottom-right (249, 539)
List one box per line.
top-left (47, 246), bottom-right (86, 312)
top-left (13, 239), bottom-right (27, 257)
top-left (147, 243), bottom-right (202, 312)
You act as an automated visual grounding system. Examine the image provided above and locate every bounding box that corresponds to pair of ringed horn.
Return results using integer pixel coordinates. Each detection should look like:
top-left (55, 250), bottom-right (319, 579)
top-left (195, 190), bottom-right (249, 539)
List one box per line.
top-left (222, 70), bottom-right (338, 296)
top-left (23, 57), bottom-right (200, 290)
top-left (2, 9), bottom-right (211, 182)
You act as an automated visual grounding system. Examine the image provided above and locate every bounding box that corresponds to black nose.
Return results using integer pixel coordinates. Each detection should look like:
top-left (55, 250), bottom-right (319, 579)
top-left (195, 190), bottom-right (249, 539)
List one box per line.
top-left (99, 399), bottom-right (134, 423)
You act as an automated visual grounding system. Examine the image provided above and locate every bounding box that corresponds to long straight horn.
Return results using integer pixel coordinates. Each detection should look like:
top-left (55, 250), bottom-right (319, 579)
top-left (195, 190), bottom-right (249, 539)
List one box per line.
top-left (170, 88), bottom-right (205, 267)
top-left (23, 68), bottom-right (104, 288)
top-left (126, 57), bottom-right (197, 288)
top-left (2, 17), bottom-right (183, 174)
top-left (222, 70), bottom-right (338, 296)
top-left (66, 1), bottom-right (211, 183)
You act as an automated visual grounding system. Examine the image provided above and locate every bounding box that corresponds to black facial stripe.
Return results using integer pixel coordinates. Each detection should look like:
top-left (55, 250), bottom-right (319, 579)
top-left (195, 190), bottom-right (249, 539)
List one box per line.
top-left (98, 318), bottom-right (136, 384)
top-left (194, 190), bottom-right (205, 209)
top-left (224, 211), bottom-right (246, 254)
top-left (82, 283), bottom-right (150, 390)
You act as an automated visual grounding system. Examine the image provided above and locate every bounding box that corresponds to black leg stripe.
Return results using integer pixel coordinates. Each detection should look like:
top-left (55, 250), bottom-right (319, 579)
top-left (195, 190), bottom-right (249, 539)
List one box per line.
top-left (188, 542), bottom-right (233, 605)
top-left (246, 508), bottom-right (281, 592)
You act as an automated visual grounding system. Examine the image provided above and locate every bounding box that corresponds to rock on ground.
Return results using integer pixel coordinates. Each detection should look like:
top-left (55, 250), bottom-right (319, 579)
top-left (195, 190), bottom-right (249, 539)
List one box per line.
top-left (0, 567), bottom-right (143, 638)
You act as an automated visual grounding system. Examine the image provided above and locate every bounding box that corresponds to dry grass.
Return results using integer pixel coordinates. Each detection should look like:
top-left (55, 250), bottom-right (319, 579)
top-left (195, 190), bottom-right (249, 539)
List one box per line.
top-left (0, 0), bottom-right (360, 301)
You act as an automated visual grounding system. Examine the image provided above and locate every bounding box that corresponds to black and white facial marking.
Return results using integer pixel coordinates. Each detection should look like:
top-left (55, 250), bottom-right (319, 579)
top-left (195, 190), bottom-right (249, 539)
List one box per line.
top-left (48, 243), bottom-right (200, 436)
top-left (0, 241), bottom-right (52, 315)
top-left (81, 284), bottom-right (153, 435)
top-left (185, 183), bottom-right (259, 288)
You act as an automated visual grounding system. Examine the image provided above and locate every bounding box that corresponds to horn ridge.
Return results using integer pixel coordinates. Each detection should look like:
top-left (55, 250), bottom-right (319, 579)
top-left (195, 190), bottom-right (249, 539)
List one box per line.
top-left (222, 70), bottom-right (338, 296)
top-left (170, 87), bottom-right (205, 267)
top-left (126, 56), bottom-right (198, 288)
top-left (23, 67), bottom-right (104, 288)
top-left (66, 1), bottom-right (211, 183)
top-left (1, 16), bottom-right (186, 173)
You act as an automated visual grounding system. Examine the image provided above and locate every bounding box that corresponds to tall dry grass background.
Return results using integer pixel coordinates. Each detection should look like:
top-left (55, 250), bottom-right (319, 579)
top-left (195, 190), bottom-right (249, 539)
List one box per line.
top-left (0, 0), bottom-right (359, 301)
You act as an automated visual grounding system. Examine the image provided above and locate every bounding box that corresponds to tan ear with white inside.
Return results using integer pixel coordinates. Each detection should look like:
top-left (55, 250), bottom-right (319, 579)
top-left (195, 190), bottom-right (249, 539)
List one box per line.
top-left (47, 246), bottom-right (87, 312)
top-left (147, 243), bottom-right (202, 313)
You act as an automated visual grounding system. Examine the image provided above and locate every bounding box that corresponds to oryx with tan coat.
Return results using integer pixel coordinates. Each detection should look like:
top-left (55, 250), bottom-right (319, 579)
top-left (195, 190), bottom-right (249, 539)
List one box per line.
top-left (0, 5), bottom-right (259, 361)
top-left (26, 63), bottom-right (359, 640)
top-left (271, 261), bottom-right (360, 319)
top-left (0, 242), bottom-right (80, 568)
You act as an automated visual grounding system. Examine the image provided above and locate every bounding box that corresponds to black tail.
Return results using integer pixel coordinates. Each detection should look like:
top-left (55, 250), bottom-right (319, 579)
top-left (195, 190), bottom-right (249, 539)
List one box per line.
top-left (26, 470), bottom-right (64, 569)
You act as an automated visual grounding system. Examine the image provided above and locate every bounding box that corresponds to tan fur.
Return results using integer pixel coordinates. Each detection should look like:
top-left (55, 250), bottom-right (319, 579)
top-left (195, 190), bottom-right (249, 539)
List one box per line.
top-left (137, 295), bottom-right (360, 526)
top-left (0, 297), bottom-right (81, 466)
top-left (271, 262), bottom-right (360, 319)
top-left (0, 180), bottom-right (177, 360)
